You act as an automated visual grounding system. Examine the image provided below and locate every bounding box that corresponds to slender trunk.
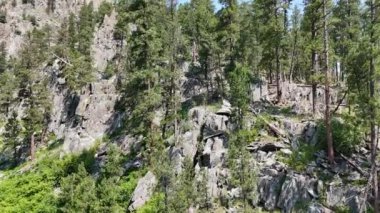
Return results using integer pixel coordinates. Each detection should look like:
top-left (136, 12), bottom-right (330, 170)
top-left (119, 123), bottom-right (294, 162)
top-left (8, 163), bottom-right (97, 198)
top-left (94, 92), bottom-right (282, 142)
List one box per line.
top-left (275, 2), bottom-right (281, 103)
top-left (289, 29), bottom-right (298, 82)
top-left (30, 132), bottom-right (35, 161)
top-left (13, 142), bottom-right (18, 166)
top-left (323, 0), bottom-right (334, 164)
top-left (311, 19), bottom-right (317, 114)
top-left (40, 128), bottom-right (47, 145)
top-left (370, 1), bottom-right (379, 211)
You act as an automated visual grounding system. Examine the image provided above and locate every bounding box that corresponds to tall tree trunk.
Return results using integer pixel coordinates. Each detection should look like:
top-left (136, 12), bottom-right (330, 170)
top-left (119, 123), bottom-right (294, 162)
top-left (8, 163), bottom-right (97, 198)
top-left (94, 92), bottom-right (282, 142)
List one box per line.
top-left (30, 132), bottom-right (36, 161)
top-left (311, 17), bottom-right (317, 114)
top-left (275, 2), bottom-right (281, 103)
top-left (289, 29), bottom-right (298, 82)
top-left (323, 0), bottom-right (334, 164)
top-left (370, 0), bottom-right (379, 211)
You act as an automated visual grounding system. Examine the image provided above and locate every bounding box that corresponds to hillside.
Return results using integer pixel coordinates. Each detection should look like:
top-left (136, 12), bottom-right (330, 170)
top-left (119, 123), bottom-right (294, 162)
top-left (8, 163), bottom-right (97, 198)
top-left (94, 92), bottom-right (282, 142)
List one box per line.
top-left (0, 0), bottom-right (379, 212)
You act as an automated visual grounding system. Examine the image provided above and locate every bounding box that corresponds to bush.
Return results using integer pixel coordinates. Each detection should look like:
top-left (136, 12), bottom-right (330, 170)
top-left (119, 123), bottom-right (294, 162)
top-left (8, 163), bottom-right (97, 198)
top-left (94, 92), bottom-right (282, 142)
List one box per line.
top-left (96, 1), bottom-right (113, 24)
top-left (282, 143), bottom-right (317, 172)
top-left (317, 116), bottom-right (364, 155)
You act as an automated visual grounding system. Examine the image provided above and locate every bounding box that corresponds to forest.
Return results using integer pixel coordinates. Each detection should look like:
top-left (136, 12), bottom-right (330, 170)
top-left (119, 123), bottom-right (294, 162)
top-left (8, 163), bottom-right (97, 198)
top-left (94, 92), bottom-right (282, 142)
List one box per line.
top-left (0, 0), bottom-right (379, 212)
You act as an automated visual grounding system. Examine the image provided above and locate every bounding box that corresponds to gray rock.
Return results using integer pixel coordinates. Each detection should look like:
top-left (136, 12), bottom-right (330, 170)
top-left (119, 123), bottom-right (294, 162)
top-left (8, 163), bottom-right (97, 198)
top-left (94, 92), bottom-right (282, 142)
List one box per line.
top-left (280, 148), bottom-right (293, 155)
top-left (307, 202), bottom-right (333, 213)
top-left (258, 173), bottom-right (285, 210)
top-left (347, 171), bottom-right (362, 181)
top-left (55, 77), bottom-right (119, 154)
top-left (128, 171), bottom-right (157, 211)
top-left (326, 182), bottom-right (362, 212)
top-left (216, 99), bottom-right (232, 116)
top-left (277, 174), bottom-right (317, 213)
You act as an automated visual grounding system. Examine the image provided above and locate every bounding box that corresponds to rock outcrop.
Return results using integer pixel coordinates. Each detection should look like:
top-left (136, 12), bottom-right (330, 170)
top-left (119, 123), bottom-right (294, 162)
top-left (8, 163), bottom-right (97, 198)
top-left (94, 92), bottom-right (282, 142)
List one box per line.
top-left (128, 171), bottom-right (157, 211)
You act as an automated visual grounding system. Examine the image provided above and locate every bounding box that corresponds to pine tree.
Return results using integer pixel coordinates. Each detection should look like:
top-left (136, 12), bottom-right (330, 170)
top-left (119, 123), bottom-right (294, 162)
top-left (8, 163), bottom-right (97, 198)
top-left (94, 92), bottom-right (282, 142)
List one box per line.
top-left (217, 0), bottom-right (239, 70)
top-left (63, 52), bottom-right (94, 91)
top-left (123, 0), bottom-right (167, 138)
top-left (331, 0), bottom-right (361, 81)
top-left (167, 157), bottom-right (196, 212)
top-left (3, 112), bottom-right (22, 165)
top-left (0, 42), bottom-right (7, 73)
top-left (368, 0), bottom-right (379, 210)
top-left (302, 0), bottom-right (324, 114)
top-left (228, 64), bottom-right (251, 126)
top-left (254, 0), bottom-right (284, 102)
top-left (228, 130), bottom-right (258, 211)
top-left (322, 0), bottom-right (334, 164)
top-left (59, 163), bottom-right (97, 212)
top-left (96, 144), bottom-right (124, 212)
top-left (0, 71), bottom-right (16, 114)
top-left (22, 79), bottom-right (51, 160)
top-left (77, 2), bottom-right (95, 56)
top-left (195, 168), bottom-right (211, 211)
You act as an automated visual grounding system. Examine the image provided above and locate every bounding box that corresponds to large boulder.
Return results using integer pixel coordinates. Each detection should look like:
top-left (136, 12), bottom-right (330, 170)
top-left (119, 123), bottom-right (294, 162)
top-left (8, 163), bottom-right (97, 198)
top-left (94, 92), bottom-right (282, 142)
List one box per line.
top-left (258, 173), bottom-right (285, 210)
top-left (128, 171), bottom-right (158, 211)
top-left (277, 173), bottom-right (318, 213)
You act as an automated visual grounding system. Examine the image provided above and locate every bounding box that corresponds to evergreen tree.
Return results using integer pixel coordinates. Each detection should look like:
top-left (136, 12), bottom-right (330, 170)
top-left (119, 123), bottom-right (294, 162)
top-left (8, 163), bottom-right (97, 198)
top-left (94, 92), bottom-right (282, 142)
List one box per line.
top-left (77, 2), bottom-right (95, 56)
top-left (228, 64), bottom-right (251, 126)
top-left (228, 130), bottom-right (258, 211)
top-left (22, 79), bottom-right (51, 160)
top-left (302, 0), bottom-right (324, 114)
top-left (195, 168), bottom-right (211, 211)
top-left (179, 0), bottom-right (218, 94)
top-left (0, 71), bottom-right (16, 114)
top-left (322, 0), bottom-right (334, 164)
top-left (63, 52), bottom-right (94, 91)
top-left (0, 42), bottom-right (7, 73)
top-left (3, 112), bottom-right (22, 165)
top-left (59, 163), bottom-right (97, 212)
top-left (254, 0), bottom-right (284, 101)
top-left (217, 0), bottom-right (239, 70)
top-left (123, 0), bottom-right (167, 138)
top-left (331, 0), bottom-right (361, 81)
top-left (167, 157), bottom-right (196, 212)
top-left (96, 145), bottom-right (125, 212)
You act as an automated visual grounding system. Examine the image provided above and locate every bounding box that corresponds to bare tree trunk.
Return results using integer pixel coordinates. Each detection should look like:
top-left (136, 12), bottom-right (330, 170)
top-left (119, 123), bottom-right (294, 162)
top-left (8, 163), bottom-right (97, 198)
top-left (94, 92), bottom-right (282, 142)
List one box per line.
top-left (311, 15), bottom-right (317, 114)
top-left (323, 0), bottom-right (334, 164)
top-left (275, 2), bottom-right (281, 103)
top-left (30, 132), bottom-right (36, 161)
top-left (370, 0), bottom-right (379, 211)
top-left (289, 28), bottom-right (298, 83)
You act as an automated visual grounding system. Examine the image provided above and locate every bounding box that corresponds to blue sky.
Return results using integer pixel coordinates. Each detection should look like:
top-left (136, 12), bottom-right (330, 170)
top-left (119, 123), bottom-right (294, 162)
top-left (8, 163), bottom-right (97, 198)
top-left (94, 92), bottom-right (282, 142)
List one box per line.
top-left (178, 0), bottom-right (304, 10)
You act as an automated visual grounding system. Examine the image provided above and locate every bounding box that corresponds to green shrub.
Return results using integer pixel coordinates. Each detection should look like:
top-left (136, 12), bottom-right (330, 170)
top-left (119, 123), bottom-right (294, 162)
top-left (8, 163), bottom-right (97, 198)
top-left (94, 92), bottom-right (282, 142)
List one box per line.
top-left (136, 192), bottom-right (165, 213)
top-left (282, 143), bottom-right (317, 172)
top-left (96, 1), bottom-right (113, 24)
top-left (317, 115), bottom-right (364, 155)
